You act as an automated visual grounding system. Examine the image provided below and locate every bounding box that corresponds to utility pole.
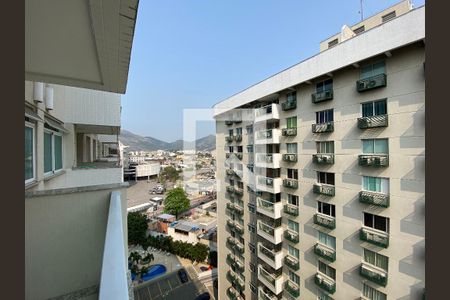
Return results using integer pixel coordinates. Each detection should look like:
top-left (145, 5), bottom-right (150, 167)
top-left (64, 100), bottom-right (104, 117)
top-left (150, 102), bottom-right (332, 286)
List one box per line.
top-left (360, 0), bottom-right (364, 21)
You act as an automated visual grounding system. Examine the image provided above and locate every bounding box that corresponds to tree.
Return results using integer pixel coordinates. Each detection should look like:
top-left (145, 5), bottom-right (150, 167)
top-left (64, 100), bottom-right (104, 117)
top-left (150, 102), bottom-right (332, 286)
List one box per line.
top-left (159, 166), bottom-right (180, 184)
top-left (127, 212), bottom-right (148, 245)
top-left (163, 187), bottom-right (190, 219)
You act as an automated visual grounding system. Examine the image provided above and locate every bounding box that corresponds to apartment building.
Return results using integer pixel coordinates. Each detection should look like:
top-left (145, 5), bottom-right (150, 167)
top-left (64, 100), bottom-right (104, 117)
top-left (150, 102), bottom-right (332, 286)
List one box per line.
top-left (214, 2), bottom-right (425, 300)
top-left (25, 0), bottom-right (140, 299)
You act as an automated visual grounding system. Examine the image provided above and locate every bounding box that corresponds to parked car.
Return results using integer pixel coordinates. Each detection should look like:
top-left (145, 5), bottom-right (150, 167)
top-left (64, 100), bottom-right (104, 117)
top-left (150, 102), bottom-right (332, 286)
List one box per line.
top-left (178, 269), bottom-right (189, 283)
top-left (194, 292), bottom-right (211, 300)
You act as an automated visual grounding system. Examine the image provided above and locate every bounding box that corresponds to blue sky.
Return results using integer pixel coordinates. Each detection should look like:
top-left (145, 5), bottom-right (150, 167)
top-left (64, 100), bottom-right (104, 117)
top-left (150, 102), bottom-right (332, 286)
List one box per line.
top-left (122, 0), bottom-right (425, 142)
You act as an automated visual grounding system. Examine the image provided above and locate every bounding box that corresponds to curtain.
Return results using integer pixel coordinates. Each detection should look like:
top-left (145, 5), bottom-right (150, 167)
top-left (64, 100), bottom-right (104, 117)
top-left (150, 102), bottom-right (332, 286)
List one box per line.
top-left (364, 249), bottom-right (389, 271)
top-left (288, 220), bottom-right (299, 232)
top-left (374, 100), bottom-right (387, 115)
top-left (362, 102), bottom-right (374, 117)
top-left (44, 132), bottom-right (53, 173)
top-left (287, 143), bottom-right (297, 154)
top-left (54, 135), bottom-right (62, 170)
top-left (319, 232), bottom-right (336, 249)
top-left (289, 271), bottom-right (300, 284)
top-left (287, 117), bottom-right (297, 128)
top-left (25, 127), bottom-right (34, 180)
top-left (288, 245), bottom-right (299, 258)
top-left (363, 283), bottom-right (387, 300)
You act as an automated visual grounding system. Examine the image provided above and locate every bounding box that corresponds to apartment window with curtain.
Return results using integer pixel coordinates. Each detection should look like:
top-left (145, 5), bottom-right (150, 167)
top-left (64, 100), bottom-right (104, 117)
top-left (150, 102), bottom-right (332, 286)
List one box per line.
top-left (318, 231), bottom-right (336, 250)
top-left (316, 79), bottom-right (333, 93)
top-left (288, 220), bottom-right (299, 233)
top-left (289, 271), bottom-right (300, 285)
top-left (25, 122), bottom-right (36, 184)
top-left (362, 139), bottom-right (389, 154)
top-left (286, 143), bottom-right (298, 154)
top-left (318, 171), bottom-right (335, 185)
top-left (247, 145), bottom-right (253, 153)
top-left (362, 99), bottom-right (387, 117)
top-left (286, 116), bottom-right (297, 128)
top-left (287, 91), bottom-right (297, 103)
top-left (360, 61), bottom-right (386, 79)
top-left (363, 248), bottom-right (389, 272)
top-left (316, 109), bottom-right (334, 124)
top-left (288, 194), bottom-right (299, 206)
top-left (362, 283), bottom-right (387, 300)
top-left (288, 245), bottom-right (299, 259)
top-left (44, 129), bottom-right (63, 176)
top-left (318, 201), bottom-right (335, 217)
top-left (318, 260), bottom-right (336, 280)
top-left (363, 176), bottom-right (389, 194)
top-left (287, 168), bottom-right (298, 179)
top-left (317, 141), bottom-right (334, 154)
top-left (364, 212), bottom-right (389, 233)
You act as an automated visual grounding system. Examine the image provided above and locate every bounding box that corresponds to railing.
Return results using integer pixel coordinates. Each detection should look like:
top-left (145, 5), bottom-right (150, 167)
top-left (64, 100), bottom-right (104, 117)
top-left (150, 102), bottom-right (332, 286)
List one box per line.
top-left (358, 115), bottom-right (388, 129)
top-left (359, 154), bottom-right (389, 167)
top-left (283, 178), bottom-right (298, 189)
top-left (312, 89), bottom-right (333, 103)
top-left (360, 262), bottom-right (388, 286)
top-left (256, 129), bottom-right (273, 139)
top-left (282, 153), bottom-right (297, 162)
top-left (227, 287), bottom-right (239, 300)
top-left (257, 198), bottom-right (276, 212)
top-left (284, 280), bottom-right (300, 297)
top-left (257, 153), bottom-right (274, 163)
top-left (226, 169), bottom-right (235, 176)
top-left (284, 255), bottom-right (299, 271)
top-left (315, 272), bottom-right (336, 294)
top-left (234, 188), bottom-right (244, 196)
top-left (312, 122), bottom-right (334, 133)
top-left (360, 227), bottom-right (389, 248)
top-left (226, 186), bottom-right (235, 193)
top-left (356, 73), bottom-right (387, 92)
top-left (284, 203), bottom-right (299, 216)
top-left (314, 213), bottom-right (336, 229)
top-left (258, 176), bottom-right (274, 186)
top-left (225, 120), bottom-right (233, 126)
top-left (259, 287), bottom-right (276, 300)
top-left (282, 100), bottom-right (296, 111)
top-left (99, 191), bottom-right (129, 300)
top-left (313, 154), bottom-right (335, 164)
top-left (258, 243), bottom-right (276, 261)
top-left (255, 104), bottom-right (273, 117)
top-left (284, 229), bottom-right (299, 244)
top-left (259, 267), bottom-right (276, 287)
top-left (313, 183), bottom-right (335, 196)
top-left (258, 221), bottom-right (275, 236)
top-left (314, 243), bottom-right (336, 262)
top-left (234, 241), bottom-right (245, 254)
top-left (282, 127), bottom-right (297, 136)
top-left (226, 136), bottom-right (233, 143)
top-left (234, 135), bottom-right (242, 142)
top-left (359, 190), bottom-right (390, 207)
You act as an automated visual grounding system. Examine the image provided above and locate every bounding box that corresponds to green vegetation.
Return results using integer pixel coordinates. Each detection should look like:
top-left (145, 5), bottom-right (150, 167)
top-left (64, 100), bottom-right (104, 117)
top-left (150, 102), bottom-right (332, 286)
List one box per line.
top-left (143, 235), bottom-right (209, 263)
top-left (159, 166), bottom-right (180, 183)
top-left (127, 212), bottom-right (148, 245)
top-left (163, 187), bottom-right (190, 219)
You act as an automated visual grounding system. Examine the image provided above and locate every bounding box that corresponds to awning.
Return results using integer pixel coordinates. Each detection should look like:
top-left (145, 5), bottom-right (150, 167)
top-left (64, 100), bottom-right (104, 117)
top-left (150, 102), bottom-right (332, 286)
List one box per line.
top-left (45, 117), bottom-right (69, 133)
top-left (25, 106), bottom-right (43, 123)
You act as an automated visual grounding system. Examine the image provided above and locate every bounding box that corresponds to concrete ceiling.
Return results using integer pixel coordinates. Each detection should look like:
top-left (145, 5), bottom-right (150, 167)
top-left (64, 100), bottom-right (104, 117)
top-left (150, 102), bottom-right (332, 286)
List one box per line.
top-left (25, 0), bottom-right (139, 94)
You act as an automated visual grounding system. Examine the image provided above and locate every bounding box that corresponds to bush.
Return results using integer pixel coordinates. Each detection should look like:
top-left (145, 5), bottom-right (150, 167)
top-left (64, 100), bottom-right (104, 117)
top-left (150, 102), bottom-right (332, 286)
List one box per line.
top-left (144, 235), bottom-right (210, 263)
top-left (127, 212), bottom-right (148, 245)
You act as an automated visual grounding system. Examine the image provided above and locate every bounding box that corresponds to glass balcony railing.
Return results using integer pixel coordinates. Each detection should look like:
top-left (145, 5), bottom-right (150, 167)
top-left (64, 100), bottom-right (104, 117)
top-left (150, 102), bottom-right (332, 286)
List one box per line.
top-left (282, 153), bottom-right (297, 162)
top-left (313, 154), bottom-right (335, 164)
top-left (359, 154), bottom-right (389, 167)
top-left (312, 122), bottom-right (334, 133)
top-left (314, 243), bottom-right (336, 262)
top-left (258, 243), bottom-right (276, 262)
top-left (258, 176), bottom-right (274, 186)
top-left (256, 129), bottom-right (273, 140)
top-left (358, 115), bottom-right (388, 129)
top-left (284, 203), bottom-right (299, 216)
top-left (315, 273), bottom-right (336, 294)
top-left (259, 287), bottom-right (276, 300)
top-left (284, 229), bottom-right (299, 244)
top-left (356, 73), bottom-right (387, 92)
top-left (360, 262), bottom-right (388, 287)
top-left (282, 100), bottom-right (296, 111)
top-left (257, 198), bottom-right (275, 213)
top-left (359, 190), bottom-right (390, 207)
top-left (312, 89), bottom-right (333, 103)
top-left (313, 183), bottom-right (335, 196)
top-left (314, 213), bottom-right (336, 229)
top-left (284, 280), bottom-right (300, 297)
top-left (284, 255), bottom-right (299, 271)
top-left (360, 227), bottom-right (389, 248)
top-left (283, 178), bottom-right (298, 189)
top-left (282, 127), bottom-right (297, 136)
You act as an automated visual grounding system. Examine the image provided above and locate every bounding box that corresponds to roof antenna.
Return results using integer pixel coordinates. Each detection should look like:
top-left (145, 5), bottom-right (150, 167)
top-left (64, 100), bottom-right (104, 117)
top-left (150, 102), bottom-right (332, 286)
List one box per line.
top-left (359, 0), bottom-right (364, 21)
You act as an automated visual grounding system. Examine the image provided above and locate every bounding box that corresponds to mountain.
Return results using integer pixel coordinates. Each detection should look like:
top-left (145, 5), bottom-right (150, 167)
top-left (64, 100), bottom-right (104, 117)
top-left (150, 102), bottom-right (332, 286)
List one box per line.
top-left (119, 129), bottom-right (216, 152)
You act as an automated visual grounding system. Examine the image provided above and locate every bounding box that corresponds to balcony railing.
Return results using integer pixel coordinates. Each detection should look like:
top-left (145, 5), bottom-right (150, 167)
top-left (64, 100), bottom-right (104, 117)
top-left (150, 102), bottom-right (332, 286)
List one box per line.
top-left (284, 255), bottom-right (299, 271)
top-left (282, 127), bottom-right (297, 136)
top-left (255, 104), bottom-right (280, 123)
top-left (257, 153), bottom-right (274, 163)
top-left (226, 237), bottom-right (236, 248)
top-left (284, 229), bottom-right (299, 244)
top-left (359, 190), bottom-right (390, 207)
top-left (225, 120), bottom-right (233, 126)
top-left (227, 270), bottom-right (244, 290)
top-left (226, 169), bottom-right (235, 176)
top-left (282, 178), bottom-right (298, 189)
top-left (226, 136), bottom-right (233, 143)
top-left (282, 100), bottom-right (296, 111)
top-left (359, 154), bottom-right (389, 167)
top-left (258, 243), bottom-right (283, 269)
top-left (227, 287), bottom-right (242, 300)
top-left (258, 287), bottom-right (277, 300)
top-left (257, 198), bottom-right (283, 219)
top-left (356, 73), bottom-right (387, 92)
top-left (358, 115), bottom-right (388, 129)
top-left (314, 213), bottom-right (336, 229)
top-left (360, 227), bottom-right (389, 248)
top-left (282, 153), bottom-right (297, 162)
top-left (258, 176), bottom-right (274, 186)
top-left (256, 129), bottom-right (273, 139)
top-left (284, 203), bottom-right (299, 216)
top-left (313, 183), bottom-right (335, 196)
top-left (226, 186), bottom-right (235, 193)
top-left (258, 266), bottom-right (284, 295)
top-left (315, 273), bottom-right (336, 294)
top-left (314, 243), bottom-right (336, 262)
top-left (234, 241), bottom-right (245, 254)
top-left (234, 135), bottom-right (242, 142)
top-left (312, 89), bottom-right (333, 103)
top-left (360, 262), bottom-right (388, 287)
top-left (284, 280), bottom-right (300, 297)
top-left (255, 128), bottom-right (281, 144)
top-left (257, 220), bottom-right (284, 245)
top-left (313, 154), bottom-right (335, 164)
top-left (312, 122), bottom-right (334, 133)
top-left (234, 188), bottom-right (244, 196)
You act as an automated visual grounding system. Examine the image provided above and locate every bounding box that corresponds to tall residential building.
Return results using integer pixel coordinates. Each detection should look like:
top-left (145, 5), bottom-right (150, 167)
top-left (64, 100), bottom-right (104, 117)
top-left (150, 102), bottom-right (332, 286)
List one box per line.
top-left (25, 1), bottom-right (140, 299)
top-left (214, 2), bottom-right (425, 300)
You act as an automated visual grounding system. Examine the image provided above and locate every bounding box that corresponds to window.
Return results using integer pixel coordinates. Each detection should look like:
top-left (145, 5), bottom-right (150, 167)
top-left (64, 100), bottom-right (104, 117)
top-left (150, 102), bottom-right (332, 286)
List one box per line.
top-left (236, 128), bottom-right (242, 135)
top-left (246, 125), bottom-right (253, 134)
top-left (318, 172), bottom-right (335, 185)
top-left (287, 168), bottom-right (298, 179)
top-left (248, 203), bottom-right (256, 214)
top-left (287, 143), bottom-right (298, 154)
top-left (228, 129), bottom-right (234, 137)
top-left (286, 116), bottom-right (297, 128)
top-left (363, 248), bottom-right (388, 272)
top-left (362, 283), bottom-right (387, 300)
top-left (228, 146), bottom-right (234, 153)
top-left (328, 39), bottom-right (338, 48)
top-left (316, 109), bottom-right (334, 124)
top-left (362, 99), bottom-right (387, 117)
top-left (354, 25), bottom-right (365, 35)
top-left (318, 202), bottom-right (335, 217)
top-left (288, 220), bottom-right (299, 233)
top-left (288, 245), bottom-right (299, 259)
top-left (364, 213), bottom-right (389, 233)
top-left (318, 260), bottom-right (336, 280)
top-left (247, 145), bottom-right (254, 153)
top-left (362, 139), bottom-right (388, 154)
top-left (247, 164), bottom-right (254, 172)
top-left (44, 129), bottom-right (63, 175)
top-left (316, 79), bottom-right (333, 93)
top-left (25, 123), bottom-right (36, 184)
top-left (382, 11), bottom-right (396, 23)
top-left (287, 91), bottom-right (297, 102)
top-left (249, 243), bottom-right (256, 254)
top-left (248, 223), bottom-right (256, 233)
top-left (363, 176), bottom-right (389, 193)
top-left (318, 231), bottom-right (336, 249)
top-left (317, 141), bottom-right (334, 154)
top-left (289, 271), bottom-right (300, 284)
top-left (237, 146), bottom-right (243, 153)
top-left (361, 61), bottom-right (386, 79)
top-left (249, 263), bottom-right (256, 273)
top-left (250, 283), bottom-right (257, 294)
top-left (288, 194), bottom-right (299, 206)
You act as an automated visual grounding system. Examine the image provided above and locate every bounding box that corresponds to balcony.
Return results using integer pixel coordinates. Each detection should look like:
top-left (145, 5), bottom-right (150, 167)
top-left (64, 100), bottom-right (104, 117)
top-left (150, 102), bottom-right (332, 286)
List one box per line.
top-left (356, 74), bottom-right (387, 92)
top-left (256, 176), bottom-right (282, 194)
top-left (255, 103), bottom-right (281, 123)
top-left (359, 154), bottom-right (389, 167)
top-left (234, 241), bottom-right (245, 254)
top-left (258, 287), bottom-right (277, 300)
top-left (360, 262), bottom-right (388, 286)
top-left (226, 186), bottom-right (235, 194)
top-left (234, 135), bottom-right (242, 142)
top-left (284, 229), bottom-right (299, 244)
top-left (234, 187), bottom-right (244, 197)
top-left (226, 237), bottom-right (237, 248)
top-left (313, 154), bottom-right (335, 165)
top-left (314, 213), bottom-right (336, 229)
top-left (315, 273), bottom-right (336, 294)
top-left (258, 266), bottom-right (284, 295)
top-left (284, 204), bottom-right (299, 216)
top-left (225, 120), bottom-right (233, 126)
top-left (258, 243), bottom-right (284, 269)
top-left (358, 115), bottom-right (388, 129)
top-left (283, 178), bottom-right (298, 189)
top-left (359, 190), bottom-right (390, 208)
top-left (255, 153), bottom-right (282, 169)
top-left (284, 280), bottom-right (300, 297)
top-left (282, 127), bottom-right (297, 137)
top-left (282, 100), bottom-right (296, 111)
top-left (282, 153), bottom-right (298, 162)
top-left (257, 198), bottom-right (283, 219)
top-left (313, 183), bottom-right (335, 196)
top-left (226, 136), bottom-right (233, 143)
top-left (312, 122), bottom-right (334, 133)
top-left (227, 270), bottom-right (245, 291)
top-left (255, 128), bottom-right (281, 145)
top-left (360, 227), bottom-right (389, 248)
top-left (312, 89), bottom-right (333, 103)
top-left (226, 169), bottom-right (235, 176)
top-left (314, 243), bottom-right (336, 262)
top-left (284, 255), bottom-right (299, 271)
top-left (227, 287), bottom-right (243, 300)
top-left (257, 220), bottom-right (284, 245)
top-left (236, 153), bottom-right (243, 160)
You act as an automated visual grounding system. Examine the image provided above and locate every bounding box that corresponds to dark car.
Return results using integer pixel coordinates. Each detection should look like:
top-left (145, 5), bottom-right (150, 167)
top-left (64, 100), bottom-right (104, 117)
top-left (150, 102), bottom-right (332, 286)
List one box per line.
top-left (178, 269), bottom-right (189, 283)
top-left (194, 292), bottom-right (210, 300)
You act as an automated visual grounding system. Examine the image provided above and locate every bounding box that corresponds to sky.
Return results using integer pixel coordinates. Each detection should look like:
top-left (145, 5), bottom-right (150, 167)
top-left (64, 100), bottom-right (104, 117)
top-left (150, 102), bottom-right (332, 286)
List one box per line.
top-left (121, 0), bottom-right (425, 142)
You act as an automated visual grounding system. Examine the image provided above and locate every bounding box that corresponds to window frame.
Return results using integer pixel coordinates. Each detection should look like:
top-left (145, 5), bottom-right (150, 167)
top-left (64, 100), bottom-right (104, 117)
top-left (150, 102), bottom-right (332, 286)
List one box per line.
top-left (316, 109), bottom-right (334, 124)
top-left (360, 61), bottom-right (386, 79)
top-left (316, 141), bottom-right (334, 154)
top-left (363, 248), bottom-right (389, 272)
top-left (25, 121), bottom-right (36, 184)
top-left (362, 138), bottom-right (389, 154)
top-left (362, 176), bottom-right (389, 194)
top-left (361, 99), bottom-right (387, 117)
top-left (316, 78), bottom-right (333, 93)
top-left (317, 201), bottom-right (336, 217)
top-left (318, 231), bottom-right (336, 250)
top-left (288, 194), bottom-right (299, 206)
top-left (363, 212), bottom-right (390, 233)
top-left (43, 128), bottom-right (63, 176)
